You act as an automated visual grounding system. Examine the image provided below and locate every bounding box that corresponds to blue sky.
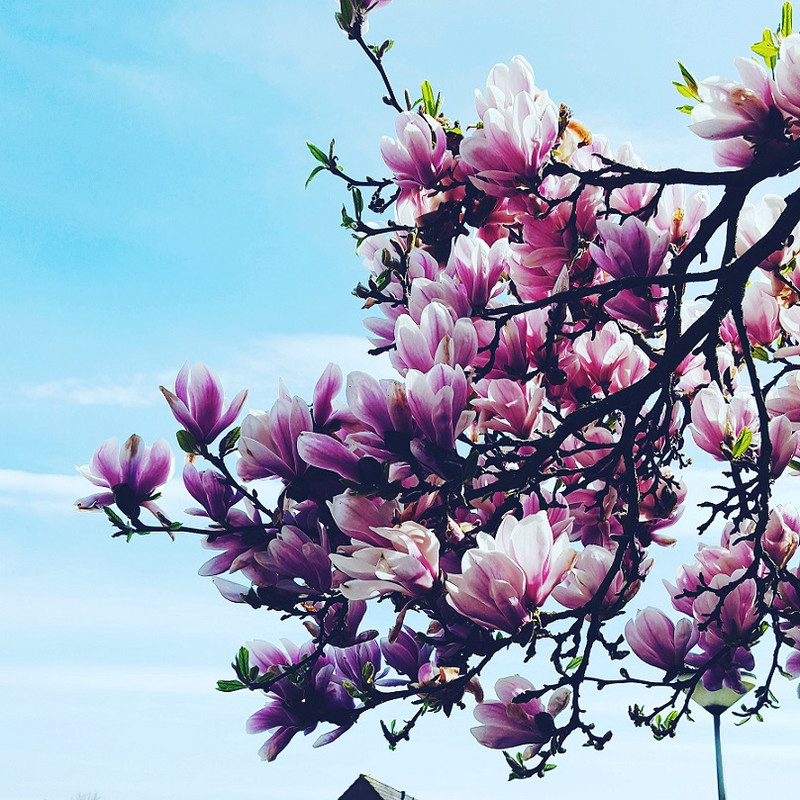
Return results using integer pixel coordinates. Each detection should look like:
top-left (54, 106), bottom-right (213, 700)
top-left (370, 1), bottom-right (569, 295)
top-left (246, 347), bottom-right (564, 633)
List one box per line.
top-left (1, 1), bottom-right (799, 798)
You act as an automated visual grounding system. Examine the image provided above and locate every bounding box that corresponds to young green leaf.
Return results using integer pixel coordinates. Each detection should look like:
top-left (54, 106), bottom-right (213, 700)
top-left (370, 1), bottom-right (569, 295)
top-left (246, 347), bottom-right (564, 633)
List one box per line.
top-left (732, 426), bottom-right (754, 459)
top-left (420, 80), bottom-right (439, 116)
top-left (676, 62), bottom-right (699, 98)
top-left (752, 29), bottom-right (780, 70)
top-left (216, 679), bottom-right (245, 692)
top-left (307, 142), bottom-right (330, 166)
top-left (176, 429), bottom-right (198, 454)
top-left (305, 165), bottom-right (326, 189)
top-left (781, 2), bottom-right (793, 38)
top-left (566, 656), bottom-right (583, 672)
top-left (352, 187), bottom-right (364, 217)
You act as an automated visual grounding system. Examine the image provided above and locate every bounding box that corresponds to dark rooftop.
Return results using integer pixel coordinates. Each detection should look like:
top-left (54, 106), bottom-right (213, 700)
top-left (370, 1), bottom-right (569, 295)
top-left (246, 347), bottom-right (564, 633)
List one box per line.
top-left (337, 774), bottom-right (418, 800)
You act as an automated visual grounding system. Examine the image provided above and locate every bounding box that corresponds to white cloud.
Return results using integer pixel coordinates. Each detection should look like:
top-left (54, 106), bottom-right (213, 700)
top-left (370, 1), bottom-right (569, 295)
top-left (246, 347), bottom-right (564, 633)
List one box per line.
top-left (21, 376), bottom-right (160, 407)
top-left (224, 332), bottom-right (395, 404)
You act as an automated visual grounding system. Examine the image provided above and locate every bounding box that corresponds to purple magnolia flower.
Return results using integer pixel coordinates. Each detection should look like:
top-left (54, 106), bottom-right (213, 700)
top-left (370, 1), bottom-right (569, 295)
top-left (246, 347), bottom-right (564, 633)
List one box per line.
top-left (160, 362), bottom-right (247, 447)
top-left (406, 364), bottom-right (474, 450)
top-left (263, 524), bottom-right (332, 594)
top-left (245, 640), bottom-right (355, 761)
top-left (471, 676), bottom-right (569, 753)
top-left (625, 607), bottom-right (698, 673)
top-left (303, 599), bottom-right (378, 647)
top-left (330, 639), bottom-right (388, 691)
top-left (589, 216), bottom-right (670, 330)
top-left (381, 626), bottom-right (434, 683)
top-left (183, 463), bottom-right (242, 525)
top-left (76, 434), bottom-right (172, 521)
top-left (238, 395), bottom-right (314, 482)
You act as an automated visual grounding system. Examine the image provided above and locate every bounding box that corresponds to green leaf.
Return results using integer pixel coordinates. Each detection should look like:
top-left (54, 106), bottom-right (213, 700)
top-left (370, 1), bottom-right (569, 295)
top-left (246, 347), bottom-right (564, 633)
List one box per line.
top-left (752, 29), bottom-right (779, 70)
top-left (420, 80), bottom-right (440, 117)
top-left (543, 764), bottom-right (557, 773)
top-left (676, 62), bottom-right (699, 99)
top-left (672, 82), bottom-right (696, 99)
top-left (216, 679), bottom-right (245, 692)
top-left (566, 656), bottom-right (583, 672)
top-left (305, 165), bottom-right (326, 188)
top-left (306, 142), bottom-right (330, 165)
top-left (731, 426), bottom-right (754, 460)
top-left (751, 344), bottom-right (771, 362)
top-left (676, 104), bottom-right (695, 115)
top-left (176, 429), bottom-right (198, 454)
top-left (781, 2), bottom-right (793, 38)
top-left (236, 646), bottom-right (250, 678)
top-left (169, 521), bottom-right (182, 532)
top-left (219, 426), bottom-right (241, 454)
top-left (103, 506), bottom-right (126, 527)
top-left (789, 457), bottom-right (800, 472)
top-left (341, 205), bottom-right (355, 229)
top-left (352, 187), bottom-right (364, 217)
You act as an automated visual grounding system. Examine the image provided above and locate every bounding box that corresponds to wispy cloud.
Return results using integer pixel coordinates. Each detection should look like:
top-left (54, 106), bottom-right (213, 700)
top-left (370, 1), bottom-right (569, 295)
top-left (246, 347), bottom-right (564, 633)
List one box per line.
top-left (21, 376), bottom-right (160, 407)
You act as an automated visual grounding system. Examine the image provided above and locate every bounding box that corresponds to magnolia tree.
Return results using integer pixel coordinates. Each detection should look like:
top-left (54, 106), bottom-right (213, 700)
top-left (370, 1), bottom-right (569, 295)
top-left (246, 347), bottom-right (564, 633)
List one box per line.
top-left (77, 1), bottom-right (800, 792)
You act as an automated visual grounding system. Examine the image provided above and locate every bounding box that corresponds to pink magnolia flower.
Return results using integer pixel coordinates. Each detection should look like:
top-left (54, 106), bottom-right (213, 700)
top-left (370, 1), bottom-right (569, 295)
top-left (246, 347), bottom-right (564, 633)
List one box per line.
top-left (76, 434), bottom-right (172, 521)
top-left (572, 321), bottom-right (650, 395)
top-left (160, 362), bottom-right (247, 447)
top-left (767, 370), bottom-right (800, 428)
top-left (460, 86), bottom-right (560, 197)
top-left (330, 521), bottom-right (440, 599)
top-left (690, 57), bottom-right (775, 141)
top-left (390, 301), bottom-right (478, 375)
top-left (652, 186), bottom-right (710, 250)
top-left (381, 112), bottom-right (453, 190)
top-left (773, 34), bottom-right (800, 127)
top-left (768, 414), bottom-right (799, 477)
top-left (329, 491), bottom-right (397, 546)
top-left (510, 200), bottom-right (595, 302)
top-left (446, 547), bottom-right (531, 633)
top-left (666, 536), bottom-right (754, 617)
top-left (475, 55), bottom-right (540, 118)
top-left (690, 571), bottom-right (759, 648)
top-left (446, 514), bottom-right (575, 632)
top-left (736, 195), bottom-right (800, 273)
top-left (589, 216), bottom-right (670, 330)
top-left (552, 545), bottom-right (650, 612)
top-left (625, 607), bottom-right (698, 673)
top-left (492, 512), bottom-right (577, 607)
top-left (763, 504), bottom-right (800, 567)
top-left (689, 383), bottom-right (760, 461)
top-left (447, 235), bottom-right (507, 310)
top-left (472, 376), bottom-right (546, 439)
top-left (471, 676), bottom-right (569, 753)
top-left (245, 640), bottom-right (354, 761)
top-left (608, 142), bottom-right (658, 215)
top-left (742, 281), bottom-right (780, 347)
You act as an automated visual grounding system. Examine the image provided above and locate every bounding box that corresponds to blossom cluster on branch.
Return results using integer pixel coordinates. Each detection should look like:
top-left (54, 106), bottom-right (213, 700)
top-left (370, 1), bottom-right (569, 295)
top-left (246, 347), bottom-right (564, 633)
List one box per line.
top-left (77, 0), bottom-right (800, 780)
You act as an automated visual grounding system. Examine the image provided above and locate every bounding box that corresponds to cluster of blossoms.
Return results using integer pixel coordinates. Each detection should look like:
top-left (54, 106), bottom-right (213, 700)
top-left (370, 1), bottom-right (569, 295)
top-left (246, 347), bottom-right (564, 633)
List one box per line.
top-left (77, 2), bottom-right (800, 781)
